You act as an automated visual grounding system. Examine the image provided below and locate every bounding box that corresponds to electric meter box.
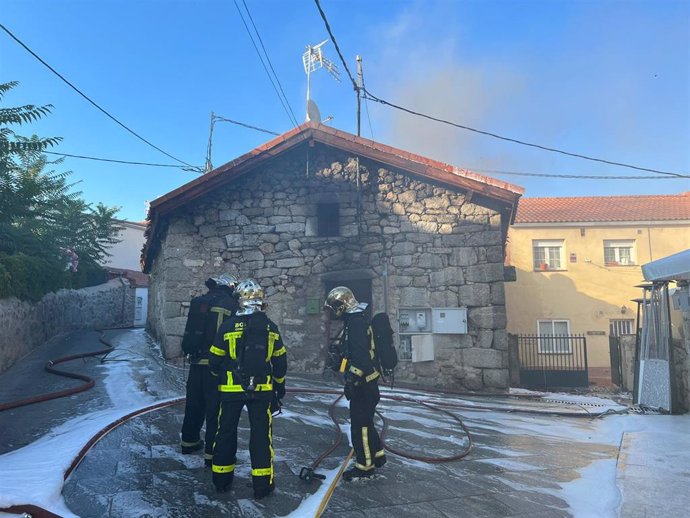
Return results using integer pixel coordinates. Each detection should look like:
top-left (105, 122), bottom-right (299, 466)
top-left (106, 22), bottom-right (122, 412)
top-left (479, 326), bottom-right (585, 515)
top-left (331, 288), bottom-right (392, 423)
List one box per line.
top-left (431, 307), bottom-right (467, 334)
top-left (398, 308), bottom-right (432, 334)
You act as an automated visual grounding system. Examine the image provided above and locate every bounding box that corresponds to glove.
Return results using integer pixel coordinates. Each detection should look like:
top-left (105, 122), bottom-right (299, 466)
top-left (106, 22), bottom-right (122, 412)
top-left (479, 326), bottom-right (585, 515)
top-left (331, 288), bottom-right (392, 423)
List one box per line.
top-left (274, 382), bottom-right (285, 400)
top-left (343, 372), bottom-right (358, 401)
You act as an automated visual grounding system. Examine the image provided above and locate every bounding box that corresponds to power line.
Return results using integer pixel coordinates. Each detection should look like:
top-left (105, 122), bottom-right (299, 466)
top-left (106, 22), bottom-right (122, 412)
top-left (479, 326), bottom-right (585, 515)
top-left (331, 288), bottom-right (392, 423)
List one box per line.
top-left (0, 23), bottom-right (201, 172)
top-left (309, 1), bottom-right (682, 178)
top-left (241, 0), bottom-right (298, 126)
top-left (467, 166), bottom-right (689, 180)
top-left (232, 0), bottom-right (299, 127)
top-left (213, 116), bottom-right (279, 136)
top-left (363, 88), bottom-right (686, 178)
top-left (44, 151), bottom-right (197, 170)
top-left (313, 0), bottom-right (358, 91)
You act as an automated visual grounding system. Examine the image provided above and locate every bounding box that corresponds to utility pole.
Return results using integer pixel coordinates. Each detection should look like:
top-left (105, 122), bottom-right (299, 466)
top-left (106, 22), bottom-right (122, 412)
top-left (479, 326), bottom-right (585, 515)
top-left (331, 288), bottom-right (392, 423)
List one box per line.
top-left (204, 111), bottom-right (215, 174)
top-left (356, 55), bottom-right (363, 137)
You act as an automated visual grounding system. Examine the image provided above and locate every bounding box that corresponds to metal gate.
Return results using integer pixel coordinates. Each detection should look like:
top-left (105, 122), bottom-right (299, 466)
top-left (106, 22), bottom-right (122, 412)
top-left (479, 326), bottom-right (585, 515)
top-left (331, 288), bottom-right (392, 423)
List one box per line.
top-left (518, 334), bottom-right (589, 389)
top-left (609, 336), bottom-right (623, 386)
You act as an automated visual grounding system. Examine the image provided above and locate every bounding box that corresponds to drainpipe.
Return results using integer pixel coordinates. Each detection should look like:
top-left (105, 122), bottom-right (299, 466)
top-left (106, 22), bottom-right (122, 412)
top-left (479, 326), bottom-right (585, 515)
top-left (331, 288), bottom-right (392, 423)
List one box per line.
top-left (383, 257), bottom-right (389, 315)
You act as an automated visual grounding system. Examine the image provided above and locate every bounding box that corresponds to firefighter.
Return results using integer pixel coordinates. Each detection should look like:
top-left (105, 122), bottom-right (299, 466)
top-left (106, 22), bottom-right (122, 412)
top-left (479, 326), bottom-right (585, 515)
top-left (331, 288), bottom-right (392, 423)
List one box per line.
top-left (209, 279), bottom-right (287, 499)
top-left (180, 273), bottom-right (239, 467)
top-left (324, 286), bottom-right (386, 481)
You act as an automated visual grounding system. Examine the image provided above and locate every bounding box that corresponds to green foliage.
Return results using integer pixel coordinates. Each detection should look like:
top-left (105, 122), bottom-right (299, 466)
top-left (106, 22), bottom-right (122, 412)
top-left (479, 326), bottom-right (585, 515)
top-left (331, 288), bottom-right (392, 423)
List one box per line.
top-left (0, 81), bottom-right (122, 301)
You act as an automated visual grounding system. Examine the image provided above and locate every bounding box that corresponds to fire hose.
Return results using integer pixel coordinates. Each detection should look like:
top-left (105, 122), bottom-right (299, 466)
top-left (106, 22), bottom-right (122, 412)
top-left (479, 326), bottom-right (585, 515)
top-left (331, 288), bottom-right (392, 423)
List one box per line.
top-left (0, 330), bottom-right (606, 517)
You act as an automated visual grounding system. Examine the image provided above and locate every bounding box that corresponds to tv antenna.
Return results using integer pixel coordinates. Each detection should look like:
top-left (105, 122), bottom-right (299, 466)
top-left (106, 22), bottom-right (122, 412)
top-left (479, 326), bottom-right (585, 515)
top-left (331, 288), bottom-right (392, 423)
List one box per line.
top-left (302, 40), bottom-right (340, 122)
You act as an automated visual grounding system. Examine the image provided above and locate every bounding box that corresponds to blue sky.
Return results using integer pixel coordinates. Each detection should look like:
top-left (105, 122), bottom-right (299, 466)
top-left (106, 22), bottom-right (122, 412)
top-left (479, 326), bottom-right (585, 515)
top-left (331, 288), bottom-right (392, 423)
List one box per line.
top-left (3, 0), bottom-right (689, 221)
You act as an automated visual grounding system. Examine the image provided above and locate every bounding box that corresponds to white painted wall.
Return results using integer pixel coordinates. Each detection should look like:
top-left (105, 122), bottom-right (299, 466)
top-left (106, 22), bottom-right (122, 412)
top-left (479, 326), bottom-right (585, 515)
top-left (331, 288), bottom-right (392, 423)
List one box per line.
top-left (104, 220), bottom-right (146, 271)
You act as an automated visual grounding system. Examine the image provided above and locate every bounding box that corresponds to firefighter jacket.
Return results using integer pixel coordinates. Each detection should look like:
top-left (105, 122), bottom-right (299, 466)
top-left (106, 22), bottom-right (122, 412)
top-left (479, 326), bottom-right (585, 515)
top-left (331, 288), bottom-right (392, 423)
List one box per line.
top-left (181, 287), bottom-right (239, 365)
top-left (342, 312), bottom-right (380, 384)
top-left (209, 311), bottom-right (287, 401)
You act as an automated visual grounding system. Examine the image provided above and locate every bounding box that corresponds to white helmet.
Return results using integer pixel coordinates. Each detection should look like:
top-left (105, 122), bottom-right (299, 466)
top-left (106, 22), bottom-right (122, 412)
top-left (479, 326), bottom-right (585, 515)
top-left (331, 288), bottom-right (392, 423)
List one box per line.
top-left (236, 279), bottom-right (266, 316)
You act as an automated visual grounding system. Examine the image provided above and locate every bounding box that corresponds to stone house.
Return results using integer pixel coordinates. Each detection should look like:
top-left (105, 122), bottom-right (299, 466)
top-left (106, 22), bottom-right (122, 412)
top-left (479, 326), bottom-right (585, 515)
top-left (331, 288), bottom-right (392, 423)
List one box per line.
top-left (141, 123), bottom-right (523, 390)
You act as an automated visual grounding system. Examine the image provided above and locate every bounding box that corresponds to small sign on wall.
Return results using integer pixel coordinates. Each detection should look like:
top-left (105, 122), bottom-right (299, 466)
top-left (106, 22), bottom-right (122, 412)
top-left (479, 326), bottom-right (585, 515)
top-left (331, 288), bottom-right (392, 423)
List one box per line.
top-left (306, 298), bottom-right (321, 315)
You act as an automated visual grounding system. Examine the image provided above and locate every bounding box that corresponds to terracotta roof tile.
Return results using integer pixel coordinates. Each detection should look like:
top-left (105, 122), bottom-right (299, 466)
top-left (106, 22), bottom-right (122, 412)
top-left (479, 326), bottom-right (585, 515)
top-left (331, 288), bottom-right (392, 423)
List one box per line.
top-left (515, 192), bottom-right (690, 223)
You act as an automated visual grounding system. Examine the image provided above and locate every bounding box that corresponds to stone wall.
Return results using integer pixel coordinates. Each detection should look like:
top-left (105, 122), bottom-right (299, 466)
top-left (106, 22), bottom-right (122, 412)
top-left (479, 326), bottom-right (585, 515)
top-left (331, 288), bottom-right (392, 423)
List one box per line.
top-left (0, 278), bottom-right (135, 373)
top-left (673, 290), bottom-right (690, 412)
top-left (148, 144), bottom-right (510, 390)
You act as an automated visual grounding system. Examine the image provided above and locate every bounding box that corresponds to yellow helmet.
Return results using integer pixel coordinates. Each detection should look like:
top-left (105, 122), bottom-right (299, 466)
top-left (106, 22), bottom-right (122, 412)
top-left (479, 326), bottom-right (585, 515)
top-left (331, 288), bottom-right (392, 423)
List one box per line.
top-left (236, 279), bottom-right (266, 315)
top-left (324, 286), bottom-right (359, 318)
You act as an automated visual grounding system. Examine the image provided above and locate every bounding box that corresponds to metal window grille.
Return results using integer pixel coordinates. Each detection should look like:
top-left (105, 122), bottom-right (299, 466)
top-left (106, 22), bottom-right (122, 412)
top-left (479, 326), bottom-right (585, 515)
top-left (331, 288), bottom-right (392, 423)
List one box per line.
top-left (609, 319), bottom-right (634, 336)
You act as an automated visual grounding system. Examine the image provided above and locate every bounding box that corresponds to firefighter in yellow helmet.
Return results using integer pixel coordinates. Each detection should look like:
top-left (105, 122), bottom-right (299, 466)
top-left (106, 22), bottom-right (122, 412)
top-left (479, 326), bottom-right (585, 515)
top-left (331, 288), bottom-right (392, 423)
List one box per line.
top-left (324, 286), bottom-right (386, 481)
top-left (208, 279), bottom-right (287, 498)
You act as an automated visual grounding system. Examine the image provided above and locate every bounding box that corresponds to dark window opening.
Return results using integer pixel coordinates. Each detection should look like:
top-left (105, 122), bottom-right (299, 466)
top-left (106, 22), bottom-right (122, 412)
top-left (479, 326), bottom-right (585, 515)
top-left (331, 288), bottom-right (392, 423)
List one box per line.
top-left (317, 203), bottom-right (340, 237)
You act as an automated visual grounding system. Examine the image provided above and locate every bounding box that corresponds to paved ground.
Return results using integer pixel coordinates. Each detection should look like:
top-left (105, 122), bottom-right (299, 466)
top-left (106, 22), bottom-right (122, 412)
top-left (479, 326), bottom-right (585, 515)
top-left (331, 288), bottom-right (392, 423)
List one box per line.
top-left (1, 328), bottom-right (689, 518)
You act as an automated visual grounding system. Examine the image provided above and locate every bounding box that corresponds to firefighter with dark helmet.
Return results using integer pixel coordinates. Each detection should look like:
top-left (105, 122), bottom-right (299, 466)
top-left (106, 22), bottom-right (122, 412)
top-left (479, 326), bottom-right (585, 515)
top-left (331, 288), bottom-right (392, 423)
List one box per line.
top-left (209, 279), bottom-right (287, 499)
top-left (180, 273), bottom-right (239, 467)
top-left (324, 286), bottom-right (386, 480)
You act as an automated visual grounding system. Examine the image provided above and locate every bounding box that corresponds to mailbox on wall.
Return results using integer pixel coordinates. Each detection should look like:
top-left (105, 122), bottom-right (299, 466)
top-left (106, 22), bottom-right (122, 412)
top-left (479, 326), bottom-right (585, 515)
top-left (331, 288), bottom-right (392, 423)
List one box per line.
top-left (431, 308), bottom-right (467, 334)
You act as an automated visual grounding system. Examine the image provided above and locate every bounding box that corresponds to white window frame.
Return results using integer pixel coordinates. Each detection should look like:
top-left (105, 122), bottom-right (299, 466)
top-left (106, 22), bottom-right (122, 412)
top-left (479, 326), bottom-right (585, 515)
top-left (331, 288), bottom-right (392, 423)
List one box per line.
top-left (532, 239), bottom-right (565, 271)
top-left (537, 319), bottom-right (571, 353)
top-left (603, 240), bottom-right (636, 266)
top-left (610, 319), bottom-right (634, 336)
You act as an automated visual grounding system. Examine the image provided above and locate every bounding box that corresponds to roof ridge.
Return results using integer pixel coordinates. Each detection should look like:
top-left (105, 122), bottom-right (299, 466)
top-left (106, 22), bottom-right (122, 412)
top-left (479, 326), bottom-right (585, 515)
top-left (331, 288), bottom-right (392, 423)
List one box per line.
top-left (521, 193), bottom-right (687, 201)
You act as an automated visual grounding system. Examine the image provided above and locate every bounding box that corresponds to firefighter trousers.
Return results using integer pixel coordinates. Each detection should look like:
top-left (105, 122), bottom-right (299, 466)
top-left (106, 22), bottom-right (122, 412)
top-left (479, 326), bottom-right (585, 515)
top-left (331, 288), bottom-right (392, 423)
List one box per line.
top-left (349, 380), bottom-right (384, 471)
top-left (180, 363), bottom-right (220, 461)
top-left (212, 397), bottom-right (273, 494)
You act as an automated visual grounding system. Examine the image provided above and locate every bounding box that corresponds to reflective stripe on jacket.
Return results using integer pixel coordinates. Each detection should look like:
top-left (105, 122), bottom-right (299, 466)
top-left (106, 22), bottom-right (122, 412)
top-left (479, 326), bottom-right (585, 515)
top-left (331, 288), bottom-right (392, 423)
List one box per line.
top-left (209, 313), bottom-right (287, 400)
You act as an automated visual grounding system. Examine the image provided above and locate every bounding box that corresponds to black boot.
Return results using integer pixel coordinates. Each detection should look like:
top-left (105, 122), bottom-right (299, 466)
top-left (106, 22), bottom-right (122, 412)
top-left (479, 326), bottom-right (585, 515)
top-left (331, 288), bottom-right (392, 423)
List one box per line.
top-left (374, 454), bottom-right (387, 468)
top-left (254, 481), bottom-right (275, 500)
top-left (342, 466), bottom-right (374, 481)
top-left (181, 440), bottom-right (204, 454)
top-left (213, 472), bottom-right (234, 493)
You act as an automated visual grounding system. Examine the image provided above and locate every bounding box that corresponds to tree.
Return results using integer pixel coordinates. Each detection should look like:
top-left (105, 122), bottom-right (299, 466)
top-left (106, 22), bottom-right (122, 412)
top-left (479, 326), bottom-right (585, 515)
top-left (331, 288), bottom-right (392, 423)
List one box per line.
top-left (0, 81), bottom-right (123, 300)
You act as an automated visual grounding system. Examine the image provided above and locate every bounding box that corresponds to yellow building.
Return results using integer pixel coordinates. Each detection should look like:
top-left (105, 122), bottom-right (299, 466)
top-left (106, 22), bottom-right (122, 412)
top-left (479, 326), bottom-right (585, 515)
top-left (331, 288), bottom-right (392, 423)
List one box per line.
top-left (505, 192), bottom-right (690, 386)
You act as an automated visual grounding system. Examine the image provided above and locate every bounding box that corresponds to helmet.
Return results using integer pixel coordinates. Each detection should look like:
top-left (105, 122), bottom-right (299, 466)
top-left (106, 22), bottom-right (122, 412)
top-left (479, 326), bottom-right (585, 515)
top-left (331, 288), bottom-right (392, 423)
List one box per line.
top-left (215, 273), bottom-right (238, 289)
top-left (324, 286), bottom-right (361, 318)
top-left (236, 279), bottom-right (266, 316)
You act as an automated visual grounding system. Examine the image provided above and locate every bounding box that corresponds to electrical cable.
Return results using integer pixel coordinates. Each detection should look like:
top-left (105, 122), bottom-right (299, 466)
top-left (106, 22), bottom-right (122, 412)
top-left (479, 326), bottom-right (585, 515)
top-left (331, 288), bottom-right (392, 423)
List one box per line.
top-left (213, 115), bottom-right (279, 136)
top-left (360, 67), bottom-right (375, 140)
top-left (310, 1), bottom-right (683, 178)
top-left (240, 0), bottom-right (299, 126)
top-left (313, 0), bottom-right (358, 91)
top-left (43, 151), bottom-right (198, 171)
top-left (465, 166), bottom-right (689, 180)
top-left (0, 23), bottom-right (201, 172)
top-left (362, 88), bottom-right (687, 178)
top-left (232, 0), bottom-right (299, 127)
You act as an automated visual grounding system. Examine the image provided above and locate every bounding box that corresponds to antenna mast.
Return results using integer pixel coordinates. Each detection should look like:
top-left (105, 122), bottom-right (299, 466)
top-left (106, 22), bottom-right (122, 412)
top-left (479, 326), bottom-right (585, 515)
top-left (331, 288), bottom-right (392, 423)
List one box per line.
top-left (356, 55), bottom-right (363, 136)
top-left (302, 40), bottom-right (341, 122)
